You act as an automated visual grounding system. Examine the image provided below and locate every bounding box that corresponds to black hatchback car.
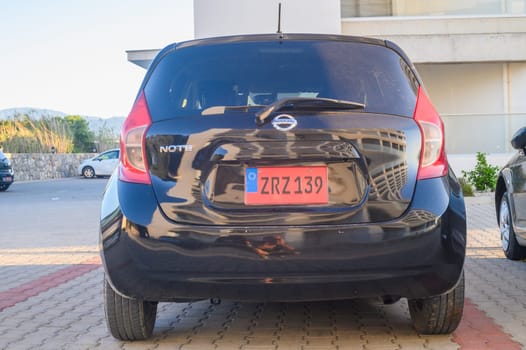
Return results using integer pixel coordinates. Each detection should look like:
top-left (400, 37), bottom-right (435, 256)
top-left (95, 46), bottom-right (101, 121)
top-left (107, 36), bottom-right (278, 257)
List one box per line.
top-left (496, 127), bottom-right (526, 260)
top-left (0, 151), bottom-right (14, 191)
top-left (100, 34), bottom-right (466, 340)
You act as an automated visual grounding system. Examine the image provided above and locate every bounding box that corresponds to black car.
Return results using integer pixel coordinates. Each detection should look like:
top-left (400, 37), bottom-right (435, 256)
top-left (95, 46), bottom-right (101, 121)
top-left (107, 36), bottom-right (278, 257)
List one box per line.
top-left (100, 34), bottom-right (466, 340)
top-left (0, 151), bottom-right (14, 191)
top-left (496, 127), bottom-right (526, 260)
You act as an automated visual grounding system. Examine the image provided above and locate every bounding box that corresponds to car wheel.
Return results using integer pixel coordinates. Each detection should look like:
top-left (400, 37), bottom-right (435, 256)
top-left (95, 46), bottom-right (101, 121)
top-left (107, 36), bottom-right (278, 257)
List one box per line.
top-left (104, 279), bottom-right (158, 341)
top-left (82, 166), bottom-right (95, 179)
top-left (499, 193), bottom-right (526, 260)
top-left (0, 184), bottom-right (10, 192)
top-left (408, 271), bottom-right (464, 334)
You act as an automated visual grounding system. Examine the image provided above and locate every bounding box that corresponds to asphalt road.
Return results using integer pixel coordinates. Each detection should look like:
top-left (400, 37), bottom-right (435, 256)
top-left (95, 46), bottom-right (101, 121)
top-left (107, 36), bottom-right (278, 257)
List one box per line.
top-left (0, 178), bottom-right (107, 249)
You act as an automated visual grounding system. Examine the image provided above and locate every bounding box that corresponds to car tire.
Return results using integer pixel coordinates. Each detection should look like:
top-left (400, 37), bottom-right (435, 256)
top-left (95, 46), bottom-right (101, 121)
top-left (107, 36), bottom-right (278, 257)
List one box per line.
top-left (104, 279), bottom-right (158, 341)
top-left (82, 166), bottom-right (95, 179)
top-left (0, 184), bottom-right (10, 192)
top-left (408, 271), bottom-right (464, 334)
top-left (499, 192), bottom-right (526, 260)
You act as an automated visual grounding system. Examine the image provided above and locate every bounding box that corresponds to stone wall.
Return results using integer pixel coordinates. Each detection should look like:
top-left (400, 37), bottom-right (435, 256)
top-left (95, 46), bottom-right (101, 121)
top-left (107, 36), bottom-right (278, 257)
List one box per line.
top-left (5, 153), bottom-right (97, 181)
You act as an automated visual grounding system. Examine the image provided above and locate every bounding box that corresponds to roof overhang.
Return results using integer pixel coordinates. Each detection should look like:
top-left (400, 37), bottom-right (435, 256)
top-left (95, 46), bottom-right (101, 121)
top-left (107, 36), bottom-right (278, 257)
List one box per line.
top-left (126, 49), bottom-right (160, 69)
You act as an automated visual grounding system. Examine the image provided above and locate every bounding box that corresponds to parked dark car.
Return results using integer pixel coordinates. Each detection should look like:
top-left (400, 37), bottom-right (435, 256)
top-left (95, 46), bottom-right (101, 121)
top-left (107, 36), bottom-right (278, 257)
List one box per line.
top-left (496, 127), bottom-right (526, 260)
top-left (100, 34), bottom-right (466, 340)
top-left (0, 151), bottom-right (14, 191)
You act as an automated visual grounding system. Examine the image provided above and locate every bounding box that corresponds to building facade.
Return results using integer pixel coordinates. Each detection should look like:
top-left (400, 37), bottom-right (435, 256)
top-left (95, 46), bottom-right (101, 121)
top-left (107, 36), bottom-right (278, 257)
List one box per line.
top-left (341, 0), bottom-right (526, 172)
top-left (127, 0), bottom-right (526, 173)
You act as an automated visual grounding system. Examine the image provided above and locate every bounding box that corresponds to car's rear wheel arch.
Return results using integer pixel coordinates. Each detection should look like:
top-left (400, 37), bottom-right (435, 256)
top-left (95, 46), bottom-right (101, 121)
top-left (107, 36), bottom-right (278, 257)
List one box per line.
top-left (495, 176), bottom-right (507, 222)
top-left (498, 192), bottom-right (526, 260)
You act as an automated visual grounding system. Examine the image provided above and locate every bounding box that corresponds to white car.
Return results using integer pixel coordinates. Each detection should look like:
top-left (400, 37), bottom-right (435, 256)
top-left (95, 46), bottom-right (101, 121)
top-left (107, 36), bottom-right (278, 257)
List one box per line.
top-left (78, 149), bottom-right (120, 178)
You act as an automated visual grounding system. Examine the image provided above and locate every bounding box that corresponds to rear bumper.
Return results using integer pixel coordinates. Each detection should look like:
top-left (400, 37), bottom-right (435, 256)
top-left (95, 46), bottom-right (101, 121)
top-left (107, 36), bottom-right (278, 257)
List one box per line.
top-left (0, 170), bottom-right (14, 185)
top-left (100, 174), bottom-right (466, 302)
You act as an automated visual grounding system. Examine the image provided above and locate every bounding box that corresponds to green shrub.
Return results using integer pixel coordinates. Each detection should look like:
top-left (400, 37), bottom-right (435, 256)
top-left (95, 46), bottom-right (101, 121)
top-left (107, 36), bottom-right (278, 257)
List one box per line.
top-left (458, 177), bottom-right (474, 197)
top-left (462, 152), bottom-right (500, 191)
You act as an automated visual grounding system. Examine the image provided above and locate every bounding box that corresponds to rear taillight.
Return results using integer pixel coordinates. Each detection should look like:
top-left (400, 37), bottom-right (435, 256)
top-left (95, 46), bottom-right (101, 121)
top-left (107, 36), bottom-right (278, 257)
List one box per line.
top-left (119, 92), bottom-right (152, 184)
top-left (414, 87), bottom-right (448, 180)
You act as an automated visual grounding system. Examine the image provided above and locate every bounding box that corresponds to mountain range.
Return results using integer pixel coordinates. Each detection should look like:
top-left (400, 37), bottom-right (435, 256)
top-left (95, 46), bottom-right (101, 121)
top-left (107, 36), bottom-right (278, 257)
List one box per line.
top-left (0, 107), bottom-right (125, 135)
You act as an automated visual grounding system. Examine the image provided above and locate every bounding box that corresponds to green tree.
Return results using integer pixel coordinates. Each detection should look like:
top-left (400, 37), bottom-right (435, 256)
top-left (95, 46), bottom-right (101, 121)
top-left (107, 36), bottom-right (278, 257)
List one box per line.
top-left (65, 115), bottom-right (95, 153)
top-left (94, 121), bottom-right (119, 152)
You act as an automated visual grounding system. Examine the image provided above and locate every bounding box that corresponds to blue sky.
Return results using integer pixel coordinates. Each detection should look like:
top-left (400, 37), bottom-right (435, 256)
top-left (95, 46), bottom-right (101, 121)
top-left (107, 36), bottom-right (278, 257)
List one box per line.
top-left (0, 0), bottom-right (194, 117)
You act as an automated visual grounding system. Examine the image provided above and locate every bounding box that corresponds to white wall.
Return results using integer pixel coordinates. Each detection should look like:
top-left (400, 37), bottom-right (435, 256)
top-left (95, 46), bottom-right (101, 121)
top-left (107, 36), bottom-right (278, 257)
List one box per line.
top-left (416, 63), bottom-right (505, 115)
top-left (415, 62), bottom-right (526, 159)
top-left (194, 0), bottom-right (341, 38)
top-left (341, 16), bottom-right (526, 63)
top-left (510, 62), bottom-right (526, 113)
top-left (424, 63), bottom-right (518, 175)
top-left (416, 63), bottom-right (508, 154)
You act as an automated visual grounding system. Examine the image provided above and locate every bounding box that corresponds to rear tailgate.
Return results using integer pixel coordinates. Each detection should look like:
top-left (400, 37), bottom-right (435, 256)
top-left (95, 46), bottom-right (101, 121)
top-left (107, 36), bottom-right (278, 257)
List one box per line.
top-left (146, 111), bottom-right (420, 225)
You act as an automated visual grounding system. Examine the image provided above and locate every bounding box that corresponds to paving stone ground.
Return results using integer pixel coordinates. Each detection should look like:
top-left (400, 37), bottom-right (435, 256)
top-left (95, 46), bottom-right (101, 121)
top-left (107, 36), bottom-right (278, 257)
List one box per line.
top-left (1, 181), bottom-right (525, 349)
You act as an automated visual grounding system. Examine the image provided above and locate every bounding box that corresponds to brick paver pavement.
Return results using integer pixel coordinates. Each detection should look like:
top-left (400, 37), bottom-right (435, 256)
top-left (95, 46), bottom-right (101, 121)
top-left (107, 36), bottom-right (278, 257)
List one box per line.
top-left (1, 185), bottom-right (525, 349)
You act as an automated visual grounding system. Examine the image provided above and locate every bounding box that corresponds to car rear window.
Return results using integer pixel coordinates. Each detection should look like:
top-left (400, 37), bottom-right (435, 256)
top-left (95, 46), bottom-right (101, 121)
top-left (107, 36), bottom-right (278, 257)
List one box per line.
top-left (144, 40), bottom-right (419, 121)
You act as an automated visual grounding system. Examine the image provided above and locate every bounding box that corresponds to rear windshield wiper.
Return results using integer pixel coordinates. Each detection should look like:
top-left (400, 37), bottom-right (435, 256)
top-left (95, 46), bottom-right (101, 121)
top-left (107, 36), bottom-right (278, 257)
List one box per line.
top-left (202, 105), bottom-right (264, 116)
top-left (255, 97), bottom-right (365, 126)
